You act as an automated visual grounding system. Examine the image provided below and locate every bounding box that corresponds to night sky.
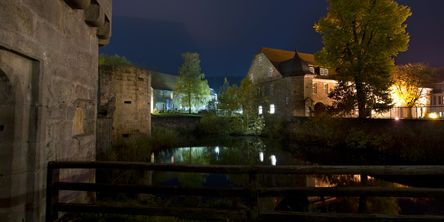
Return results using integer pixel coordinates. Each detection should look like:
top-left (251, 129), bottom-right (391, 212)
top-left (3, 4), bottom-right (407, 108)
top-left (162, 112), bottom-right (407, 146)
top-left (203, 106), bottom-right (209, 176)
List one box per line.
top-left (100, 0), bottom-right (444, 88)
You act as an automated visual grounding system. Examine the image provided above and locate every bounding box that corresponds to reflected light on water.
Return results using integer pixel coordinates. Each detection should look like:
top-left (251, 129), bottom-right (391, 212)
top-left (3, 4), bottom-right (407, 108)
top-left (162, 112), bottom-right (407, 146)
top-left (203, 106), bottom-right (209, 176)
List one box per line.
top-left (270, 155), bottom-right (277, 166)
top-left (259, 152), bottom-right (264, 162)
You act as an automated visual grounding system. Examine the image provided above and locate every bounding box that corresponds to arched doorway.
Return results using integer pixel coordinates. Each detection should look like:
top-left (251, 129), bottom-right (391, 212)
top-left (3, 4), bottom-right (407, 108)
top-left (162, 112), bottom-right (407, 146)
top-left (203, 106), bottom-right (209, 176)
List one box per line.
top-left (0, 69), bottom-right (15, 210)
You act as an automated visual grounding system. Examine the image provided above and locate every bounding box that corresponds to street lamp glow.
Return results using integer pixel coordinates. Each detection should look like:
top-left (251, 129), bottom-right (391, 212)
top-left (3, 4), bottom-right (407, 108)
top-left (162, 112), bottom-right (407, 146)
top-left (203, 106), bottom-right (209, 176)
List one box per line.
top-left (394, 117), bottom-right (400, 121)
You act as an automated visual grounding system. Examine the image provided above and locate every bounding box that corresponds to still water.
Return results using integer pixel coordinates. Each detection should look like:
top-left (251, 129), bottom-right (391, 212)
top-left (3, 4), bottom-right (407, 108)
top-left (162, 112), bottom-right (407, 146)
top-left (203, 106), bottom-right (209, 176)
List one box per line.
top-left (147, 137), bottom-right (444, 215)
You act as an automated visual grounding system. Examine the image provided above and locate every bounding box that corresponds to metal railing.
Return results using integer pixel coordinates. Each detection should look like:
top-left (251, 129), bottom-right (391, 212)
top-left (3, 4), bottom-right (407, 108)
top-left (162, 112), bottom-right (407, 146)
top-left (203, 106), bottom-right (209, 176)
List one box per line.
top-left (46, 161), bottom-right (444, 221)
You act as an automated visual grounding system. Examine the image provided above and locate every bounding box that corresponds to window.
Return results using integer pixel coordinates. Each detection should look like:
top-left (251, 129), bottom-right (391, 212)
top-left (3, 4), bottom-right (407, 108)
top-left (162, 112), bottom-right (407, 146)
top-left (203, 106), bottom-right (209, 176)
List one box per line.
top-left (124, 101), bottom-right (132, 104)
top-left (258, 106), bottom-right (263, 115)
top-left (285, 97), bottom-right (289, 105)
top-left (270, 84), bottom-right (274, 96)
top-left (309, 66), bottom-right (315, 74)
top-left (313, 83), bottom-right (317, 94)
top-left (270, 104), bottom-right (275, 114)
top-left (439, 96), bottom-right (442, 105)
top-left (324, 83), bottom-right (328, 94)
top-left (320, 68), bottom-right (329, 76)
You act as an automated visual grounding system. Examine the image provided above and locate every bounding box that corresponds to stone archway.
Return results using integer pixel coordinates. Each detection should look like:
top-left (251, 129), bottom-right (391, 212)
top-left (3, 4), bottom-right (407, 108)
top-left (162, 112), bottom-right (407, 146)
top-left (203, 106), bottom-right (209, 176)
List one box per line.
top-left (314, 102), bottom-right (327, 116)
top-left (0, 69), bottom-right (15, 211)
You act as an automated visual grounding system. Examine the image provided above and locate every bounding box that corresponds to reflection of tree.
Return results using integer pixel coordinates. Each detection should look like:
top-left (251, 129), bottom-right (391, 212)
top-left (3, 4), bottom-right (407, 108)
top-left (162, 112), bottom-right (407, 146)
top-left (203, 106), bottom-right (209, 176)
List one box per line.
top-left (317, 175), bottom-right (401, 214)
top-left (175, 147), bottom-right (210, 187)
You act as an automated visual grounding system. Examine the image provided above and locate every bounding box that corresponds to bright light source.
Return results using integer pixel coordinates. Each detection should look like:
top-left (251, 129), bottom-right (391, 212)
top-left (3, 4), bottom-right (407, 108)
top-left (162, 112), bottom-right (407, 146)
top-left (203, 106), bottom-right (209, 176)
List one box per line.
top-left (151, 153), bottom-right (155, 163)
top-left (428, 112), bottom-right (439, 119)
top-left (259, 152), bottom-right (264, 162)
top-left (270, 104), bottom-right (275, 114)
top-left (215, 146), bottom-right (220, 155)
top-left (270, 155), bottom-right (277, 166)
top-left (258, 106), bottom-right (263, 115)
top-left (394, 117), bottom-right (400, 121)
top-left (171, 155), bottom-right (175, 164)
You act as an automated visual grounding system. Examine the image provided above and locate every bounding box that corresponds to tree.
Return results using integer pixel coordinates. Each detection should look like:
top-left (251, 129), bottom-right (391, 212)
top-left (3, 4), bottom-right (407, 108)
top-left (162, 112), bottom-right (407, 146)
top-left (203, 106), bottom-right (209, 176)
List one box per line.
top-left (218, 84), bottom-right (240, 116)
top-left (175, 53), bottom-right (211, 113)
top-left (99, 54), bottom-right (133, 66)
top-left (392, 63), bottom-right (434, 117)
top-left (315, 0), bottom-right (411, 118)
top-left (219, 77), bottom-right (231, 95)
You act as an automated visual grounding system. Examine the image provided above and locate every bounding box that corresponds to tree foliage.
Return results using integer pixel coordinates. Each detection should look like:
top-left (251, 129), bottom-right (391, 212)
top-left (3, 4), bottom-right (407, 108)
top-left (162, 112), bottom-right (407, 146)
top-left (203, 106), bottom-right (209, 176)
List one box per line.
top-left (99, 54), bottom-right (133, 66)
top-left (218, 84), bottom-right (240, 116)
top-left (392, 63), bottom-right (433, 107)
top-left (175, 53), bottom-right (211, 113)
top-left (315, 0), bottom-right (411, 118)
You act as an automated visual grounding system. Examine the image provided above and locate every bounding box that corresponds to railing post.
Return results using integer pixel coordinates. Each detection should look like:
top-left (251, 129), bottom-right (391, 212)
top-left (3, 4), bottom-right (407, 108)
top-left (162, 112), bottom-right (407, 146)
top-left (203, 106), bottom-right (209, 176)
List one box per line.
top-left (248, 170), bottom-right (259, 221)
top-left (358, 174), bottom-right (368, 213)
top-left (46, 162), bottom-right (60, 222)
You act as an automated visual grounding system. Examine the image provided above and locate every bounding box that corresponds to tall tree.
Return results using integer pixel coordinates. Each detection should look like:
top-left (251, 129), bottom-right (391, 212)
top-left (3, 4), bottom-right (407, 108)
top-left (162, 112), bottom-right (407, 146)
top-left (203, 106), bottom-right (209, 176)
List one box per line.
top-left (315, 0), bottom-right (411, 118)
top-left (175, 53), bottom-right (211, 113)
top-left (392, 63), bottom-right (434, 117)
top-left (218, 84), bottom-right (240, 116)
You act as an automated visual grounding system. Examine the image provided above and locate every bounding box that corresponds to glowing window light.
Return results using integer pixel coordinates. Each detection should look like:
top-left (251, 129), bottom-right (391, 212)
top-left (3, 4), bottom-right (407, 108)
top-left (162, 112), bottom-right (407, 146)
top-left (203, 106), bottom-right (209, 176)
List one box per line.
top-left (394, 117), bottom-right (400, 121)
top-left (428, 112), bottom-right (438, 119)
top-left (259, 152), bottom-right (264, 162)
top-left (151, 153), bottom-right (155, 163)
top-left (258, 106), bottom-right (263, 115)
top-left (215, 146), bottom-right (220, 155)
top-left (270, 155), bottom-right (277, 166)
top-left (270, 104), bottom-right (275, 114)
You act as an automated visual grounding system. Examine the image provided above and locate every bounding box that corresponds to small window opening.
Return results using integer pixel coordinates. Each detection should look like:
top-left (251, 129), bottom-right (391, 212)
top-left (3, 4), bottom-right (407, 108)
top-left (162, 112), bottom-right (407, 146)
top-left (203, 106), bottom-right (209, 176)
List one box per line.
top-left (124, 101), bottom-right (132, 104)
top-left (138, 77), bottom-right (144, 81)
top-left (122, 134), bottom-right (129, 138)
top-left (0, 125), bottom-right (4, 132)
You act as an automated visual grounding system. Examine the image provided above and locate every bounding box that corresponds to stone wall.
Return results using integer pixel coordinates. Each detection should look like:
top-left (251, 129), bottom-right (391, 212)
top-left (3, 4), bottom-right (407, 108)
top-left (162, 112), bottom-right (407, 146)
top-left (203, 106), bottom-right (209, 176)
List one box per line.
top-left (98, 65), bottom-right (151, 146)
top-left (152, 116), bottom-right (201, 132)
top-left (0, 0), bottom-right (112, 221)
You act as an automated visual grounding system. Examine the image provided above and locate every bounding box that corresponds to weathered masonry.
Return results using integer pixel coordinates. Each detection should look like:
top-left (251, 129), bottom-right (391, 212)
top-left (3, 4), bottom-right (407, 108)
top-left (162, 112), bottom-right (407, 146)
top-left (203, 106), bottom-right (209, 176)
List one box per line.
top-left (98, 65), bottom-right (151, 150)
top-left (0, 0), bottom-right (112, 221)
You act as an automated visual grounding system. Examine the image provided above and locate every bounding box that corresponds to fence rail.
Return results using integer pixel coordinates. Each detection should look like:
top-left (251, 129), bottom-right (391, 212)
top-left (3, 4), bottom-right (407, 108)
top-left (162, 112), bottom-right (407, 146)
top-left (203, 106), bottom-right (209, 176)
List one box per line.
top-left (46, 161), bottom-right (444, 221)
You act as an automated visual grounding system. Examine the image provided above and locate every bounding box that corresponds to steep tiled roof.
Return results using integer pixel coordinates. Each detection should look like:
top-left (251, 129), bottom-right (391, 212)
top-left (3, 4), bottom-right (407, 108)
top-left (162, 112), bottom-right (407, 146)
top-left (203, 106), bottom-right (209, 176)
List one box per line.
top-left (151, 71), bottom-right (177, 91)
top-left (260, 47), bottom-right (315, 65)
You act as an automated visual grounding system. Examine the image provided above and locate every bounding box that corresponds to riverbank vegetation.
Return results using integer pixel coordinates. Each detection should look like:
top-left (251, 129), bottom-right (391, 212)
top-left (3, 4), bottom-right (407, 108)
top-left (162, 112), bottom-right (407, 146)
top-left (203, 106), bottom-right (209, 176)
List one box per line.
top-left (291, 115), bottom-right (444, 165)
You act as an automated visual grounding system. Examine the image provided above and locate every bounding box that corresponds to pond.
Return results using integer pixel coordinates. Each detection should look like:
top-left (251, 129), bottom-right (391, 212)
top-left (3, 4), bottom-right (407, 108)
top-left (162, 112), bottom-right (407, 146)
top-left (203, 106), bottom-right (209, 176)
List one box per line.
top-left (146, 137), bottom-right (444, 215)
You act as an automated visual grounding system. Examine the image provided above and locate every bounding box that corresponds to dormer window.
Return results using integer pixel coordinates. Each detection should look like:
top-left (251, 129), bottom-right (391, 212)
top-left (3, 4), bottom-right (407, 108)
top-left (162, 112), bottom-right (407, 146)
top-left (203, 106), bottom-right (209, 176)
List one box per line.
top-left (309, 65), bottom-right (315, 74)
top-left (320, 68), bottom-right (329, 76)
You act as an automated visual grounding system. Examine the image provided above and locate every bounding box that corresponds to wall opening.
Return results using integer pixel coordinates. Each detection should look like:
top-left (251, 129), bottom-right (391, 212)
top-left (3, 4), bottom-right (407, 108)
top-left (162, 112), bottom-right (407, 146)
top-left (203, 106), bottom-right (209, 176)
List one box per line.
top-left (124, 101), bottom-right (132, 104)
top-left (0, 69), bottom-right (15, 207)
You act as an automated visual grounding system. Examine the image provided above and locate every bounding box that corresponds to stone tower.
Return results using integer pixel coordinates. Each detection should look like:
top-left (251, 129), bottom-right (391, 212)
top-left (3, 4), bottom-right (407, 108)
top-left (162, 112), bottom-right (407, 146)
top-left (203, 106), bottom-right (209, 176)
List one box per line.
top-left (98, 65), bottom-right (151, 148)
top-left (0, 0), bottom-right (112, 221)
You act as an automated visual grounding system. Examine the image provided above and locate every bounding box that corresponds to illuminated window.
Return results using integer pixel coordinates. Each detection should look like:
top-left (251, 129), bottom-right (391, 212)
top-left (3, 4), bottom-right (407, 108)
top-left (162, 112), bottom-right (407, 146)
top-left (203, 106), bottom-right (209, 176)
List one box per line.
top-left (313, 83), bottom-right (317, 94)
top-left (324, 69), bottom-right (329, 75)
top-left (309, 66), bottom-right (315, 74)
top-left (270, 104), bottom-right (275, 114)
top-left (258, 106), bottom-right (263, 115)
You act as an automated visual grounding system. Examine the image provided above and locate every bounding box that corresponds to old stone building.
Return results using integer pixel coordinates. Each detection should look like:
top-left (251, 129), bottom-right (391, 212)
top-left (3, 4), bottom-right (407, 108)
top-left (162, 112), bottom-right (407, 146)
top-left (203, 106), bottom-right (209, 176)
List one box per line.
top-left (0, 0), bottom-right (112, 221)
top-left (248, 47), bottom-right (432, 119)
top-left (98, 65), bottom-right (151, 148)
top-left (247, 48), bottom-right (335, 119)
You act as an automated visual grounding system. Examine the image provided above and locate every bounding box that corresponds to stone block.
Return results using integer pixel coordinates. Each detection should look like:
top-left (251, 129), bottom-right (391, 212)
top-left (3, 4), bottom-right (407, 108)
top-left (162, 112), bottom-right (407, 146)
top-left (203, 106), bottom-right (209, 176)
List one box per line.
top-left (84, 2), bottom-right (105, 27)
